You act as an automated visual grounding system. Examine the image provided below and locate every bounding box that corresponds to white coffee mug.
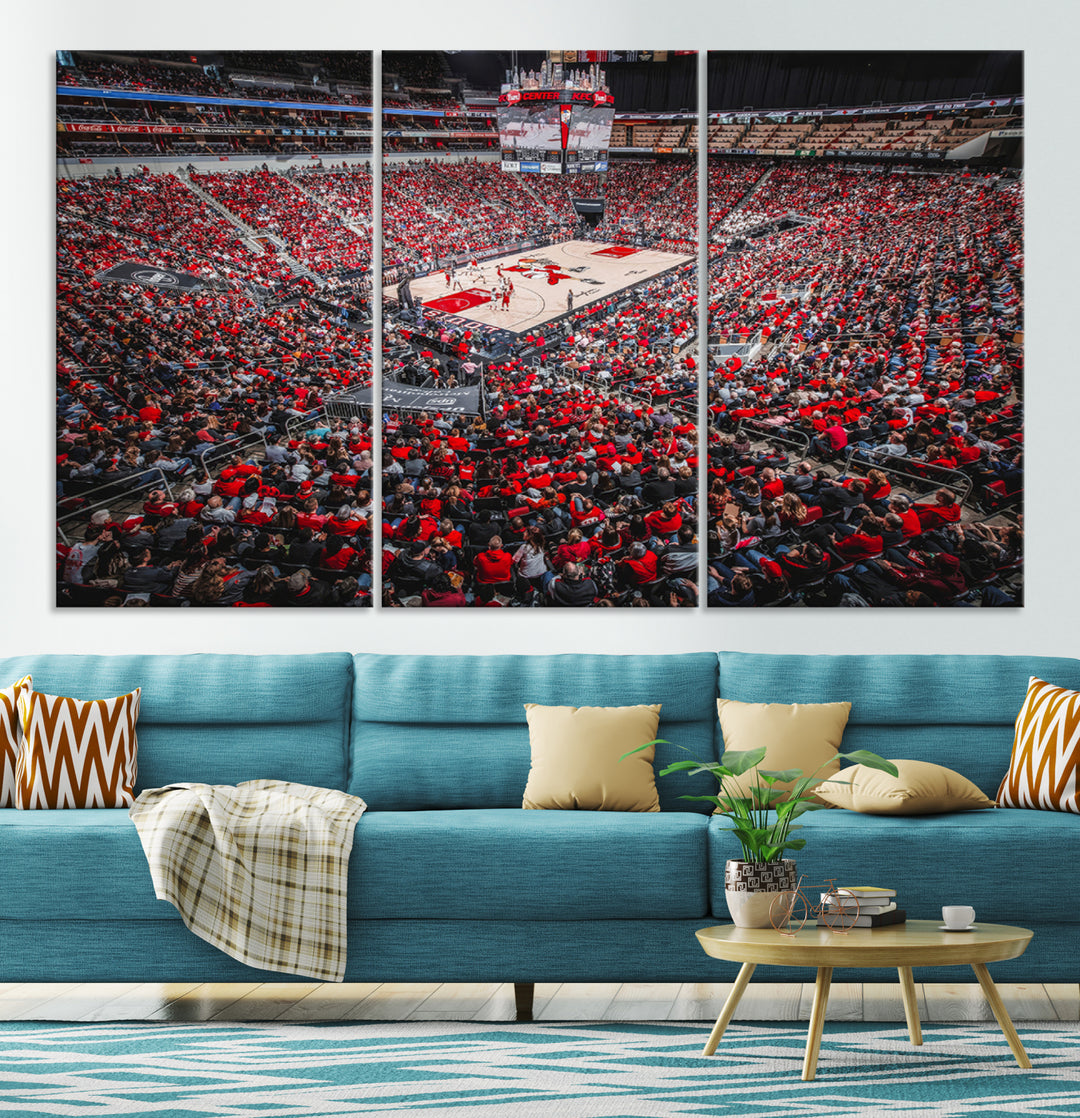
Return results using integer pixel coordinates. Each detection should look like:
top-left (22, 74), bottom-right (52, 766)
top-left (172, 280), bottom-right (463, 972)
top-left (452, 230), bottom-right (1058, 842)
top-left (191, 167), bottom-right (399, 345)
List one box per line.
top-left (942, 905), bottom-right (975, 929)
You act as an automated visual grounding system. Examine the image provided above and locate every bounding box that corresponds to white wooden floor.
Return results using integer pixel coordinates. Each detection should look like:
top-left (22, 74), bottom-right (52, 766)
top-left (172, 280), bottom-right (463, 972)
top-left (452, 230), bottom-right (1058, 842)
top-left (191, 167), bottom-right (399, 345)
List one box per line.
top-left (1, 982), bottom-right (1076, 1023)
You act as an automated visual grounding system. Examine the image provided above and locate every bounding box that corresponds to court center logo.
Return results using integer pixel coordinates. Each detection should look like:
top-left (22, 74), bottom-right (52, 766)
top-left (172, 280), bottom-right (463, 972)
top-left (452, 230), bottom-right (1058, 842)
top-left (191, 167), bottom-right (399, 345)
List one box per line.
top-left (131, 269), bottom-right (180, 287)
top-left (505, 259), bottom-right (571, 284)
top-left (95, 261), bottom-right (202, 291)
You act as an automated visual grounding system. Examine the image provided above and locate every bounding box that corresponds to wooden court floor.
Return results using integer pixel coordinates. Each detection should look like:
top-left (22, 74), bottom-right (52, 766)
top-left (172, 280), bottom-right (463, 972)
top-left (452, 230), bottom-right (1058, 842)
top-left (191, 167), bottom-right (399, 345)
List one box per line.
top-left (1, 981), bottom-right (1075, 1023)
top-left (386, 239), bottom-right (693, 335)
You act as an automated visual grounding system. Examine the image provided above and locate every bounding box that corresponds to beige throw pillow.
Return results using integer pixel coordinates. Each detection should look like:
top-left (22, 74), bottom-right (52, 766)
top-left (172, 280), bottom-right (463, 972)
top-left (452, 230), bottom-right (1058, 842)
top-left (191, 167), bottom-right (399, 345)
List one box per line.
top-left (817, 759), bottom-right (995, 815)
top-left (715, 698), bottom-right (851, 803)
top-left (522, 703), bottom-right (662, 811)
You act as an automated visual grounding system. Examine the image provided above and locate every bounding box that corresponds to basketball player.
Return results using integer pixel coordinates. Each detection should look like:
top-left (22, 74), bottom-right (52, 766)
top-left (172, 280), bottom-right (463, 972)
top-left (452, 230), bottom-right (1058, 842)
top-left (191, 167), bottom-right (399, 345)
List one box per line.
top-left (501, 286), bottom-right (511, 312)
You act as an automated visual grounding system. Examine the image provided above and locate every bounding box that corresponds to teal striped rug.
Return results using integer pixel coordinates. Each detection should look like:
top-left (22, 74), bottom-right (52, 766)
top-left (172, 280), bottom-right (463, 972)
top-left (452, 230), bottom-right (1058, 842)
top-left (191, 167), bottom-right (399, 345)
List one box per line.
top-left (2, 1019), bottom-right (1079, 1116)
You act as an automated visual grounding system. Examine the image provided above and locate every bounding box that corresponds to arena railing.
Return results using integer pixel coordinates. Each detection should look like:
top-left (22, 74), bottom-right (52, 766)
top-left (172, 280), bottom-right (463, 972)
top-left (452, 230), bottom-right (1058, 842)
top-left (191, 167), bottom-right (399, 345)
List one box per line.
top-left (736, 418), bottom-right (811, 458)
top-left (578, 372), bottom-right (653, 412)
top-left (839, 447), bottom-right (974, 506)
top-left (286, 408), bottom-right (330, 439)
top-left (56, 468), bottom-right (176, 545)
top-left (193, 432), bottom-right (272, 474)
top-left (324, 399), bottom-right (370, 422)
top-left (56, 430), bottom-right (272, 544)
top-left (824, 330), bottom-right (887, 346)
top-left (709, 330), bottom-right (763, 349)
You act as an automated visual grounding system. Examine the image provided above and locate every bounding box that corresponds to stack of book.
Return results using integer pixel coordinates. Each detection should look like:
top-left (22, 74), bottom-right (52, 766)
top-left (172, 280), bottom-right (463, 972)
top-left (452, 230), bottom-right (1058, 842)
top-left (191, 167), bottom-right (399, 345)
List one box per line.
top-left (817, 886), bottom-right (906, 928)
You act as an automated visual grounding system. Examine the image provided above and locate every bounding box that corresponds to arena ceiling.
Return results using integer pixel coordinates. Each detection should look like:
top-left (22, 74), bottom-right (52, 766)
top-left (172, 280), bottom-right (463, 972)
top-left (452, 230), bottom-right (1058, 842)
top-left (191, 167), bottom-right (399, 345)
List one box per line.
top-left (707, 51), bottom-right (1022, 112)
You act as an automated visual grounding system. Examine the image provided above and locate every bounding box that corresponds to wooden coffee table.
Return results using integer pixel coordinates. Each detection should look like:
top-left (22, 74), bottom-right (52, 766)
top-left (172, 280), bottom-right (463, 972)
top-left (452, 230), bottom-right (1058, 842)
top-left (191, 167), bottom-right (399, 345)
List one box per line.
top-left (695, 920), bottom-right (1033, 1080)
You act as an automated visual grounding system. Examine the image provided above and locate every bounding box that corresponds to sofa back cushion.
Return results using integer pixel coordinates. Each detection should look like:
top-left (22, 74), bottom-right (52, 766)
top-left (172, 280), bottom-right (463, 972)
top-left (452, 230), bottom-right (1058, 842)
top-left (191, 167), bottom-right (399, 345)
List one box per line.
top-left (0, 655), bottom-right (353, 794)
top-left (350, 653), bottom-right (719, 811)
top-left (717, 653), bottom-right (1080, 799)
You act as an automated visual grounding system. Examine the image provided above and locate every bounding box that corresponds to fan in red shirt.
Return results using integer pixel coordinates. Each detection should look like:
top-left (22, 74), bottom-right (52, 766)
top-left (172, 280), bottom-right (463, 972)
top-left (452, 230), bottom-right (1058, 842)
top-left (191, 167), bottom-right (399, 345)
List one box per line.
top-left (553, 527), bottom-right (591, 570)
top-left (617, 543), bottom-right (659, 590)
top-left (473, 536), bottom-right (515, 602)
top-left (644, 502), bottom-right (683, 541)
top-left (827, 519), bottom-right (886, 563)
top-left (888, 496), bottom-right (923, 538)
top-left (912, 489), bottom-right (962, 532)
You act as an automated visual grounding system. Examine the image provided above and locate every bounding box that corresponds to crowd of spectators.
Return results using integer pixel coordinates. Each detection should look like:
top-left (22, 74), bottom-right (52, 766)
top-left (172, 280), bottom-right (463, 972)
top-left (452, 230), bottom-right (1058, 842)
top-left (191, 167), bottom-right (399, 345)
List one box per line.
top-left (55, 135), bottom-right (1021, 608)
top-left (58, 56), bottom-right (228, 97)
top-left (522, 161), bottom-right (698, 254)
top-left (287, 166), bottom-right (373, 227)
top-left (383, 51), bottom-right (452, 96)
top-left (380, 360), bottom-right (699, 608)
top-left (223, 51), bottom-right (372, 87)
top-left (56, 167), bottom-right (374, 607)
top-left (383, 159), bottom-right (568, 271)
top-left (380, 155), bottom-right (701, 607)
top-left (382, 158), bottom-right (699, 274)
top-left (59, 52), bottom-right (375, 106)
top-left (703, 162), bottom-right (1023, 606)
top-left (58, 172), bottom-right (296, 290)
top-left (192, 168), bottom-right (372, 276)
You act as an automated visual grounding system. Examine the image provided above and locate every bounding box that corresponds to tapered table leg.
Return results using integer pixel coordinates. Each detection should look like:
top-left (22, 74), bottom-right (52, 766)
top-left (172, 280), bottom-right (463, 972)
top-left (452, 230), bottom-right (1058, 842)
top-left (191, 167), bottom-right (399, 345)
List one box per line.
top-left (897, 966), bottom-right (922, 1045)
top-left (972, 962), bottom-right (1031, 1068)
top-left (702, 961), bottom-right (756, 1056)
top-left (802, 966), bottom-right (833, 1081)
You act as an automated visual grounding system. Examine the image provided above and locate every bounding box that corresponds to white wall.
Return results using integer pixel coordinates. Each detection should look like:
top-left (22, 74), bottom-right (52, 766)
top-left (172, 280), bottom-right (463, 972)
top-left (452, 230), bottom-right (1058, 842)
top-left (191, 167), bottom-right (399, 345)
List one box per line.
top-left (12, 0), bottom-right (1077, 659)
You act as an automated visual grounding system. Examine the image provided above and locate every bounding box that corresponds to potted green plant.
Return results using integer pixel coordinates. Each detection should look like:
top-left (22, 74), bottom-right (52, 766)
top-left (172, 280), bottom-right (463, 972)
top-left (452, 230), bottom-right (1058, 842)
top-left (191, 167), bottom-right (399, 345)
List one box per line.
top-left (623, 742), bottom-right (898, 928)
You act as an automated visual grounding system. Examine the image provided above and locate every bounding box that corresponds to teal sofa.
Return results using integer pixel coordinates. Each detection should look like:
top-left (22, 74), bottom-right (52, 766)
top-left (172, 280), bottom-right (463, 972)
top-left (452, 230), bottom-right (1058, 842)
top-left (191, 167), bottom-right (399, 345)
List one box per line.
top-left (1, 651), bottom-right (1077, 1015)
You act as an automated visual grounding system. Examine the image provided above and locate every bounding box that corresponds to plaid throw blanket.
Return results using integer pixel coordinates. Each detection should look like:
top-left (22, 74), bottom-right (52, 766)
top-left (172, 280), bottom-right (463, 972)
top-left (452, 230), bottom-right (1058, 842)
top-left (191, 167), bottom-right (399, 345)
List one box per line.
top-left (129, 780), bottom-right (366, 982)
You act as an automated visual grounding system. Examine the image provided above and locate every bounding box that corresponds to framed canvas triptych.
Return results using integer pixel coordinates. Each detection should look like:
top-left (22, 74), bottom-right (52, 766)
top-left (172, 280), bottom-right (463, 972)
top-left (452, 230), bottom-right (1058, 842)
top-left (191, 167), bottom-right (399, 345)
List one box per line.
top-left (55, 49), bottom-right (1023, 609)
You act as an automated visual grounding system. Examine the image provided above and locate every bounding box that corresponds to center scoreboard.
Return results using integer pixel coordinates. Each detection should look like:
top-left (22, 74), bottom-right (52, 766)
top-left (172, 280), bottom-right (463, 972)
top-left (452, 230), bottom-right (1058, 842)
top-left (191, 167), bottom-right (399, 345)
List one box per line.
top-left (498, 88), bottom-right (614, 175)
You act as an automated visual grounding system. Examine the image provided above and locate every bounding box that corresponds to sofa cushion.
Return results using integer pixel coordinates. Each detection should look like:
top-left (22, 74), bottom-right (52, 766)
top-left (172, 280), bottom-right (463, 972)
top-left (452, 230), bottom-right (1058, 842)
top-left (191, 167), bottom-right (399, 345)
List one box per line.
top-left (997, 677), bottom-right (1080, 814)
top-left (522, 703), bottom-right (661, 811)
top-left (717, 653), bottom-right (1080, 799)
top-left (1, 807), bottom-right (709, 924)
top-left (0, 810), bottom-right (164, 920)
top-left (707, 807), bottom-right (1080, 925)
top-left (347, 809), bottom-right (709, 920)
top-left (351, 653), bottom-right (719, 811)
top-left (0, 655), bottom-right (354, 792)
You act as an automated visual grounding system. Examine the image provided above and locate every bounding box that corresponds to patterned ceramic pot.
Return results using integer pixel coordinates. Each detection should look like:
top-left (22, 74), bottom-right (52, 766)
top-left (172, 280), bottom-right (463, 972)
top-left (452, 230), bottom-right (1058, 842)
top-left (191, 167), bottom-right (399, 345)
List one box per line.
top-left (724, 859), bottom-right (798, 929)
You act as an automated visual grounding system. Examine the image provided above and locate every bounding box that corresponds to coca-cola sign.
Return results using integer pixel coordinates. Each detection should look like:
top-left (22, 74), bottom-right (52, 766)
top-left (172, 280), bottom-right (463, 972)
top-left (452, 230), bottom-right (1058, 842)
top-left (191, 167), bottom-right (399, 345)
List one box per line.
top-left (65, 122), bottom-right (183, 135)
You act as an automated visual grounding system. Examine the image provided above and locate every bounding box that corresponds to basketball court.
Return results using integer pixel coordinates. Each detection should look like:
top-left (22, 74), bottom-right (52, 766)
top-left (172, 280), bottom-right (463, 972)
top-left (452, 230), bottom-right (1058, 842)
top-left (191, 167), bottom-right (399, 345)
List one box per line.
top-left (386, 239), bottom-right (693, 335)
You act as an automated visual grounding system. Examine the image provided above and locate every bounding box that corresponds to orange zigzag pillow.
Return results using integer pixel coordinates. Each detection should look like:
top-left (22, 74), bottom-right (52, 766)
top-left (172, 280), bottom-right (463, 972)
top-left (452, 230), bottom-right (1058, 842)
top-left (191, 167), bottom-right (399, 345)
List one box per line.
top-left (1, 675), bottom-right (32, 807)
top-left (997, 677), bottom-right (1080, 814)
top-left (16, 688), bottom-right (140, 809)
